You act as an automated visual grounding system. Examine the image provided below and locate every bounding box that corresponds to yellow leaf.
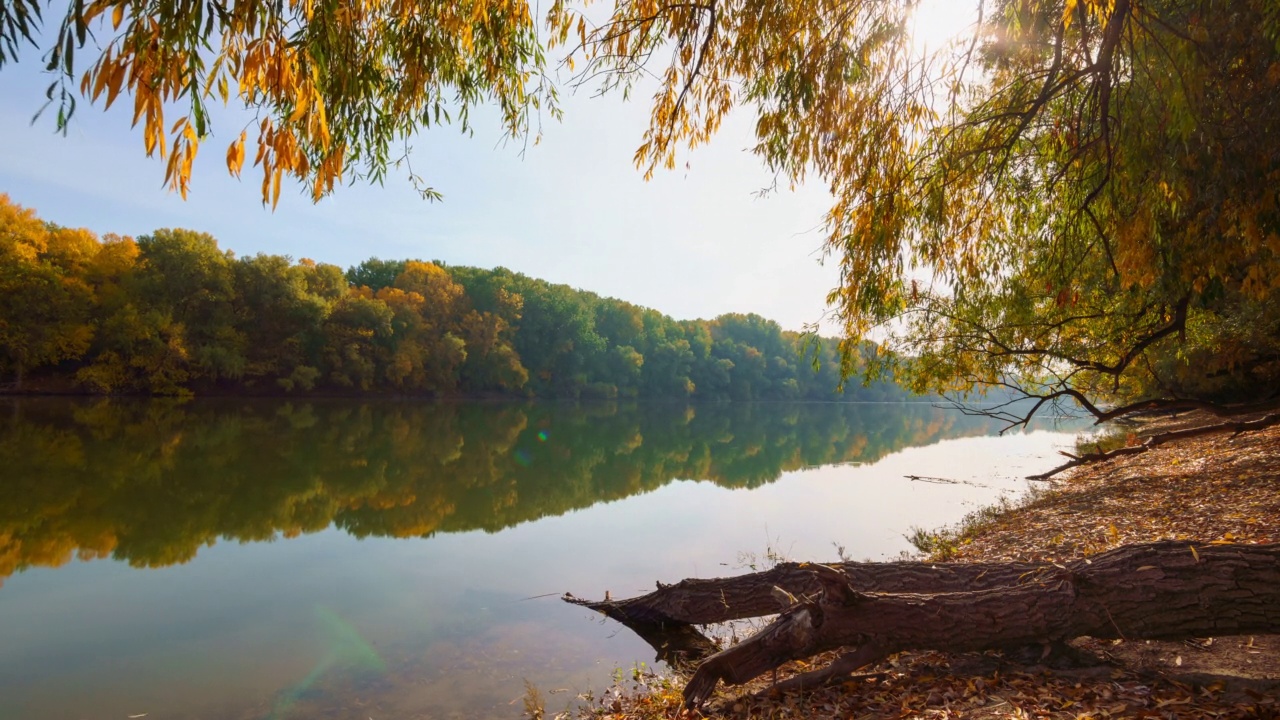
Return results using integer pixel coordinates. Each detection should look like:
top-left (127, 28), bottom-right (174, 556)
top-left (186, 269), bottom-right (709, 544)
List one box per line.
top-left (288, 93), bottom-right (308, 123)
top-left (105, 63), bottom-right (125, 108)
top-left (1061, 0), bottom-right (1078, 29)
top-left (226, 131), bottom-right (247, 177)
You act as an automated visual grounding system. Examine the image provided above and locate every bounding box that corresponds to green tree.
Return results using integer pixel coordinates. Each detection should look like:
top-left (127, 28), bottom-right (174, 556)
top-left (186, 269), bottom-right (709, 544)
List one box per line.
top-left (297, 259), bottom-right (348, 302)
top-left (232, 253), bottom-right (327, 391)
top-left (507, 276), bottom-right (605, 397)
top-left (135, 229), bottom-right (245, 384)
top-left (320, 289), bottom-right (394, 390)
top-left (346, 258), bottom-right (407, 293)
top-left (457, 302), bottom-right (529, 394)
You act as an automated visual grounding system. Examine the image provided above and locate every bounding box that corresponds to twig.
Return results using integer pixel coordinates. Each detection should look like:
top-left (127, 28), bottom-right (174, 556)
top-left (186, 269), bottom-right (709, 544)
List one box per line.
top-left (905, 475), bottom-right (991, 488)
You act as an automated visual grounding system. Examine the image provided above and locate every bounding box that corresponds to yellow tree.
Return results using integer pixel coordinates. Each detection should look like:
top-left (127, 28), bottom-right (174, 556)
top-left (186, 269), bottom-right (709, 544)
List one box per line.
top-left (381, 260), bottom-right (470, 391)
top-left (0, 195), bottom-right (97, 388)
top-left (72, 233), bottom-right (143, 394)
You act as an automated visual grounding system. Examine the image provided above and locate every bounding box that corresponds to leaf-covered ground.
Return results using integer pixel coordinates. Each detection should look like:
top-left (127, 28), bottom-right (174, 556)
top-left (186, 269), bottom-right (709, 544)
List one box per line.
top-left (560, 414), bottom-right (1280, 720)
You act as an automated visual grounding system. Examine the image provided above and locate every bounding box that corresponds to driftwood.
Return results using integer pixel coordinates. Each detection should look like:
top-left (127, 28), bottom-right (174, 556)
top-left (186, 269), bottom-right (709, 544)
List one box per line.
top-left (562, 557), bottom-right (1047, 666)
top-left (565, 541), bottom-right (1280, 708)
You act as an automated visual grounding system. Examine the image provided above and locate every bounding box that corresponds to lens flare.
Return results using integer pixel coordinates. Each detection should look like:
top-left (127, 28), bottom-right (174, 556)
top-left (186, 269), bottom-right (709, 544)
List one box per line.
top-left (268, 606), bottom-right (385, 719)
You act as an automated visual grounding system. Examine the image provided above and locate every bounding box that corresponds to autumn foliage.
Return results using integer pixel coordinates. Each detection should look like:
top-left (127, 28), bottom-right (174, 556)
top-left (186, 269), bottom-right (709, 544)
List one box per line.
top-left (547, 0), bottom-right (1280, 423)
top-left (0, 194), bottom-right (902, 399)
top-left (4, 0), bottom-right (1278, 424)
top-left (2, 0), bottom-right (551, 204)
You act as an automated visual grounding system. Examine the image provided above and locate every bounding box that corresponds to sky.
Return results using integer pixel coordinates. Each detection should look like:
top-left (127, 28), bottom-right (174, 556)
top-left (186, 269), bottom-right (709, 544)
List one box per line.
top-left (0, 0), bottom-right (976, 334)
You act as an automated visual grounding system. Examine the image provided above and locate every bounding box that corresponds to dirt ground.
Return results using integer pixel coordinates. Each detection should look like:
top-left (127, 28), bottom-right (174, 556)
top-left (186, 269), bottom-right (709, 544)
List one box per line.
top-left (566, 413), bottom-right (1280, 720)
top-left (934, 412), bottom-right (1280, 712)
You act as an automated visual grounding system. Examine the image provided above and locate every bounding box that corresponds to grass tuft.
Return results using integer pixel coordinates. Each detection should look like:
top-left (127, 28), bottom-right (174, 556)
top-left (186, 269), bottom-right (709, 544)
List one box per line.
top-left (905, 491), bottom-right (1043, 561)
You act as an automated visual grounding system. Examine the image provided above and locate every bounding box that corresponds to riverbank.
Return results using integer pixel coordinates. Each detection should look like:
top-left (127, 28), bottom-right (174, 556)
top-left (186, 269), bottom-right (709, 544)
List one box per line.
top-left (567, 413), bottom-right (1280, 719)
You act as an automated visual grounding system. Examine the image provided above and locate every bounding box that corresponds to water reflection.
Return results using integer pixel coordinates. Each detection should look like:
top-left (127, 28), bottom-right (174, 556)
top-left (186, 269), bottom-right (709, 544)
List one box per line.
top-left (0, 399), bottom-right (1085, 720)
top-left (0, 399), bottom-right (1004, 581)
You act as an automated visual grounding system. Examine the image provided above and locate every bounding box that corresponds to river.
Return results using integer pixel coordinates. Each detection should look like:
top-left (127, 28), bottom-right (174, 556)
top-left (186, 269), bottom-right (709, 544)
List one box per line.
top-left (0, 399), bottom-right (1084, 719)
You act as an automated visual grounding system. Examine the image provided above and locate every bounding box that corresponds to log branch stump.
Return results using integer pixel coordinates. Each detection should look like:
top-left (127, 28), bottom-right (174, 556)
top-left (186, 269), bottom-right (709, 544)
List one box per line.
top-left (564, 541), bottom-right (1280, 708)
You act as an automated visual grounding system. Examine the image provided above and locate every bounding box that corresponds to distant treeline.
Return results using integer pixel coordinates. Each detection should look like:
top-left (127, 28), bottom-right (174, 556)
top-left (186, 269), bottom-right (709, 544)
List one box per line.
top-left (1, 194), bottom-right (907, 400)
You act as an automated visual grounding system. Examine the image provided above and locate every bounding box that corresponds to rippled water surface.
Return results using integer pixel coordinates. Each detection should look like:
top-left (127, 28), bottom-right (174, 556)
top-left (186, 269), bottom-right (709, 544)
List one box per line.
top-left (0, 399), bottom-right (1084, 719)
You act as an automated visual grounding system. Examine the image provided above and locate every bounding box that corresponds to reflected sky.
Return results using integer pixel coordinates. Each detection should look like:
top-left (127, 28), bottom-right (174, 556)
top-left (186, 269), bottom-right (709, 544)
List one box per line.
top-left (0, 399), bottom-right (1086, 719)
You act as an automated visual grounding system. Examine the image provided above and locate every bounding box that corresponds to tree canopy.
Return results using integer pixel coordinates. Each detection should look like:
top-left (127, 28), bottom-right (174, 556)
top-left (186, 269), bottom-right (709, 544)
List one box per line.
top-left (0, 193), bottom-right (909, 400)
top-left (5, 0), bottom-right (1279, 422)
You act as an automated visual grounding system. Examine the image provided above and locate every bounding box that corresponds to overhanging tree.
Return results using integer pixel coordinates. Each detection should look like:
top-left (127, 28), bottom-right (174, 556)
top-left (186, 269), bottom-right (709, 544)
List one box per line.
top-left (545, 0), bottom-right (1280, 435)
top-left (1, 0), bottom-right (555, 204)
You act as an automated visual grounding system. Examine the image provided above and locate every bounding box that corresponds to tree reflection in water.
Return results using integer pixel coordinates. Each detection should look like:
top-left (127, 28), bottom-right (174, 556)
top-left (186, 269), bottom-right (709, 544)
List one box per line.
top-left (0, 399), bottom-right (1004, 582)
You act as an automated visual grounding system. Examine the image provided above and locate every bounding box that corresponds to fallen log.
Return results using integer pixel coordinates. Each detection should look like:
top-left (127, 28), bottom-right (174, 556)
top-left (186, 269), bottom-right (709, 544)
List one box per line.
top-left (565, 541), bottom-right (1280, 708)
top-left (564, 557), bottom-right (1048, 626)
top-left (563, 557), bottom-right (1049, 667)
top-left (568, 558), bottom-right (1049, 666)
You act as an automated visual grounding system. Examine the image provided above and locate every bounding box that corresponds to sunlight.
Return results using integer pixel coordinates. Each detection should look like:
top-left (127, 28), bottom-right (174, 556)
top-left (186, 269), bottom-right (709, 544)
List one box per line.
top-left (909, 0), bottom-right (982, 57)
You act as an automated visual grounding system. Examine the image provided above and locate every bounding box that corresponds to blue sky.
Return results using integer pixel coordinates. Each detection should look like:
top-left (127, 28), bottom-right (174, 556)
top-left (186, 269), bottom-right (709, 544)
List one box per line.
top-left (0, 0), bottom-right (972, 334)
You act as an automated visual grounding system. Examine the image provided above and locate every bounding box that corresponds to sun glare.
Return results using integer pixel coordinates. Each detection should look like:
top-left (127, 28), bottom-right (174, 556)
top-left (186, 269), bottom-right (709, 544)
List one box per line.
top-left (909, 0), bottom-right (981, 58)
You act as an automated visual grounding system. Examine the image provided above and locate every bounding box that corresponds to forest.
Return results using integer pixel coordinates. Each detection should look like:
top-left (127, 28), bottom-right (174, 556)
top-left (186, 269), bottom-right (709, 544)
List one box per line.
top-left (0, 194), bottom-right (905, 401)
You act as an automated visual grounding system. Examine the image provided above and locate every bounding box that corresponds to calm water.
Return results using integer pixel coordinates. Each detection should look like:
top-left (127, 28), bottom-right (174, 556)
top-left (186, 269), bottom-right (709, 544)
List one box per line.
top-left (0, 399), bottom-right (1083, 720)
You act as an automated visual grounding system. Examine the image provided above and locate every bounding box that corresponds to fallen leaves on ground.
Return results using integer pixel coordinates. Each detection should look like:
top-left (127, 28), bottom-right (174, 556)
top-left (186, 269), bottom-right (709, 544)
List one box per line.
top-left (573, 652), bottom-right (1278, 720)
top-left (943, 415), bottom-right (1280, 563)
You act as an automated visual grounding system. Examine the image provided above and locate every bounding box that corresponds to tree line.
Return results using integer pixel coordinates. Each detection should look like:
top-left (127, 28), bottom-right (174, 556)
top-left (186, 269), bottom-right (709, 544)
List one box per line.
top-left (0, 194), bottom-right (906, 401)
top-left (0, 399), bottom-right (997, 580)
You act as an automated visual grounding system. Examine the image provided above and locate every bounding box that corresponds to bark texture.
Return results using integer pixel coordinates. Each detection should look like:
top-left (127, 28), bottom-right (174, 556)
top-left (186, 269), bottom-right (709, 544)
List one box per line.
top-left (565, 558), bottom-right (1046, 626)
top-left (565, 541), bottom-right (1280, 708)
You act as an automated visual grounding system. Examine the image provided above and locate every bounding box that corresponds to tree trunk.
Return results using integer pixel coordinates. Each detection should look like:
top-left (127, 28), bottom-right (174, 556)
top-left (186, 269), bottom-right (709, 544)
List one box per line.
top-left (563, 557), bottom-right (1046, 667)
top-left (566, 557), bottom-right (1047, 626)
top-left (564, 541), bottom-right (1280, 708)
